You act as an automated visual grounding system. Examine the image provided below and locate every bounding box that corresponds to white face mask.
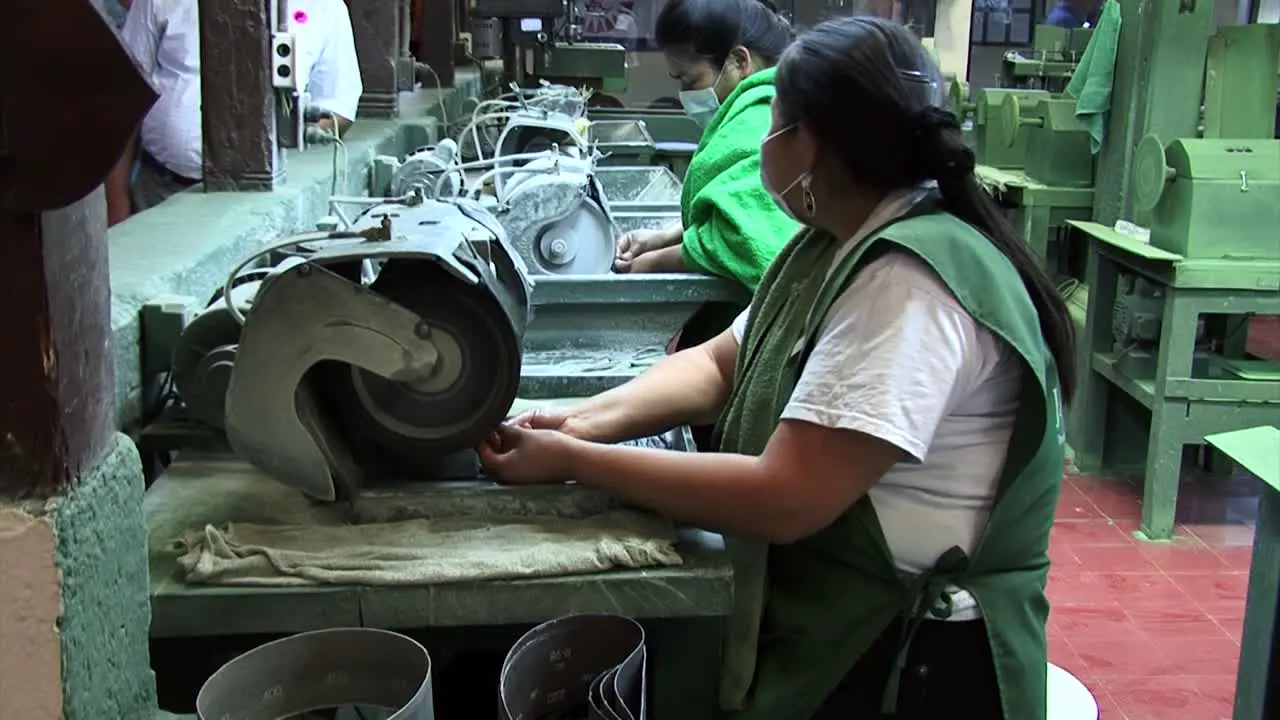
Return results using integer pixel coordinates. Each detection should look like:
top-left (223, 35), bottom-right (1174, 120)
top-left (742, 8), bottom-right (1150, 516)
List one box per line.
top-left (760, 124), bottom-right (809, 219)
top-left (678, 66), bottom-right (727, 127)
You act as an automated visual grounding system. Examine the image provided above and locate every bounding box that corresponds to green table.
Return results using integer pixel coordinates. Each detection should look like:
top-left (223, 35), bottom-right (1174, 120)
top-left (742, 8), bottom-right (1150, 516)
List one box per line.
top-left (1207, 426), bottom-right (1280, 720)
top-left (1069, 221), bottom-right (1280, 540)
top-left (977, 166), bottom-right (1094, 271)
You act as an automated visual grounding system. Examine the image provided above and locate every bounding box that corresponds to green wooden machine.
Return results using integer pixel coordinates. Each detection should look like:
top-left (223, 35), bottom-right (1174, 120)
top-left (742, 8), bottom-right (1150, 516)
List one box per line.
top-left (973, 88), bottom-right (1049, 170)
top-left (958, 81), bottom-right (1094, 273)
top-left (1066, 19), bottom-right (1280, 542)
top-left (1069, 135), bottom-right (1280, 540)
top-left (989, 93), bottom-right (1096, 267)
top-left (947, 23), bottom-right (1102, 274)
top-left (1001, 24), bottom-right (1094, 93)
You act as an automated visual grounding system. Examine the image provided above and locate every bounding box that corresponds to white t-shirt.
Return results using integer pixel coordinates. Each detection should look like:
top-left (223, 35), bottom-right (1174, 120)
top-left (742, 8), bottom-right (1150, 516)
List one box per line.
top-left (730, 188), bottom-right (1024, 620)
top-left (122, 0), bottom-right (364, 180)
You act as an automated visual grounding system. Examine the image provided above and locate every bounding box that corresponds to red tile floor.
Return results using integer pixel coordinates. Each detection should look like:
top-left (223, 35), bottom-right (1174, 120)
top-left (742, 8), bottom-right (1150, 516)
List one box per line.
top-left (1045, 315), bottom-right (1279, 718)
top-left (1048, 470), bottom-right (1260, 719)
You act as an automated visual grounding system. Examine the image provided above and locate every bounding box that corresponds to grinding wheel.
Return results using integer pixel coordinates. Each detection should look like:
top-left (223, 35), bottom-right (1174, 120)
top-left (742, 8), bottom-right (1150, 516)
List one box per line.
top-left (1132, 133), bottom-right (1172, 213)
top-left (588, 93), bottom-right (626, 109)
top-left (325, 259), bottom-right (522, 458)
top-left (998, 93), bottom-right (1024, 150)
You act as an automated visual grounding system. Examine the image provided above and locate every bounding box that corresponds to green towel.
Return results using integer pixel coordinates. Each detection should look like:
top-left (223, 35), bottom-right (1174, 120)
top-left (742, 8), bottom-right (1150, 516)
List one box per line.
top-left (679, 68), bottom-right (800, 291)
top-left (1066, 0), bottom-right (1122, 154)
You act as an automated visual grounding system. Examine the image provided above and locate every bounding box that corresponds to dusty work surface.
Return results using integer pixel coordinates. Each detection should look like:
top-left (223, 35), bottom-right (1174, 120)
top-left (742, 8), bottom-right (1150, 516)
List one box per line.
top-left (146, 453), bottom-right (733, 638)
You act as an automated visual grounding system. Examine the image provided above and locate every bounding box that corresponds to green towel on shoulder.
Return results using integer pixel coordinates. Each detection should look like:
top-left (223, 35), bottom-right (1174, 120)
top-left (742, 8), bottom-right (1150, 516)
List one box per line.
top-left (679, 68), bottom-right (800, 291)
top-left (1066, 0), bottom-right (1121, 154)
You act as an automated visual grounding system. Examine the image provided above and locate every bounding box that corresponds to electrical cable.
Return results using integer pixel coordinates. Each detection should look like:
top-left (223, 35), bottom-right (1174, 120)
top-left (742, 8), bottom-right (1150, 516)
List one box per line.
top-left (415, 60), bottom-right (450, 133)
top-left (221, 229), bottom-right (369, 326)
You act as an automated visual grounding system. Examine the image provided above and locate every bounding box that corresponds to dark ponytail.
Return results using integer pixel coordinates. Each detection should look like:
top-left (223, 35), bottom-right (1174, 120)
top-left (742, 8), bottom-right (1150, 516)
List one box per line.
top-left (927, 115), bottom-right (1077, 401)
top-left (774, 16), bottom-right (1077, 400)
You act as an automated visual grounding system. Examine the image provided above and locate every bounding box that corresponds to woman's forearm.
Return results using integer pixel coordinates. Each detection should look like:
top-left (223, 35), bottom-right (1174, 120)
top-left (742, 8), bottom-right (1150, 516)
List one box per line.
top-left (568, 441), bottom-right (792, 539)
top-left (566, 335), bottom-right (736, 443)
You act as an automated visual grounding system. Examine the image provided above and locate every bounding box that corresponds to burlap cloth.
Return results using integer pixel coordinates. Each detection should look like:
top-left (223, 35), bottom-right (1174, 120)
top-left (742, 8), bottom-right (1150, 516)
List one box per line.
top-left (175, 509), bottom-right (681, 586)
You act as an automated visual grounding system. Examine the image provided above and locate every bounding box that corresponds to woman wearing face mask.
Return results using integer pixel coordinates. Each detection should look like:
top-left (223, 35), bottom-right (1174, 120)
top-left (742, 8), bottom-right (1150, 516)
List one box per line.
top-left (614, 0), bottom-right (798, 296)
top-left (481, 16), bottom-right (1075, 720)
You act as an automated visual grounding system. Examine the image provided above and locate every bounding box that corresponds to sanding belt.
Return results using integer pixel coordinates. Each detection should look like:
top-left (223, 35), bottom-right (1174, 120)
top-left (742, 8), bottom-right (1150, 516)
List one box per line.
top-left (194, 614), bottom-right (647, 720)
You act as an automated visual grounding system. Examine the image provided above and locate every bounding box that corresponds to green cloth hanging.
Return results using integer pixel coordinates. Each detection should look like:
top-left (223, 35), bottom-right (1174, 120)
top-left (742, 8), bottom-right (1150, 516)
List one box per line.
top-left (1066, 0), bottom-right (1122, 154)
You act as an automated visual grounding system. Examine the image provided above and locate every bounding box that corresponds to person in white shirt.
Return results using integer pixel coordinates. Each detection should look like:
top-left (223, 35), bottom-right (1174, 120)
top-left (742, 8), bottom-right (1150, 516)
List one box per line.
top-left (106, 0), bottom-right (363, 224)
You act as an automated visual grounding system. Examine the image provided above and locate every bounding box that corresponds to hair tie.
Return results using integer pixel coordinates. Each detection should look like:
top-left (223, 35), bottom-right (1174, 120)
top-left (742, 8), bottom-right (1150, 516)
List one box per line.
top-left (913, 105), bottom-right (962, 134)
top-left (910, 106), bottom-right (973, 181)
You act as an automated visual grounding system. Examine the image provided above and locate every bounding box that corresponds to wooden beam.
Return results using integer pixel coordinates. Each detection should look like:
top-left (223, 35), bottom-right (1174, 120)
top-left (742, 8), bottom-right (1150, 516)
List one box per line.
top-left (0, 0), bottom-right (155, 499)
top-left (417, 0), bottom-right (458, 88)
top-left (199, 0), bottom-right (284, 191)
top-left (933, 0), bottom-right (974, 80)
top-left (347, 0), bottom-right (404, 117)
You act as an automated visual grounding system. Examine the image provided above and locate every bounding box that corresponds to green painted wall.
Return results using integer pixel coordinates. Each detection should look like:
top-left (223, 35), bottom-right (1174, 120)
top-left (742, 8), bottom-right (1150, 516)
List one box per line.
top-left (49, 434), bottom-right (158, 719)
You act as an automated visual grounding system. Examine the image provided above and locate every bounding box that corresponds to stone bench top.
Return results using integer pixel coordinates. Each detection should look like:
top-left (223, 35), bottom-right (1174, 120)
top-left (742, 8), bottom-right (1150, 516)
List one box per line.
top-left (145, 451), bottom-right (734, 639)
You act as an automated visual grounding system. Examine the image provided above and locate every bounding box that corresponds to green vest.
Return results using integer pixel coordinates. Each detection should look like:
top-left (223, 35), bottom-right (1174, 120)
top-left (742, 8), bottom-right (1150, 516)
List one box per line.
top-left (713, 208), bottom-right (1066, 720)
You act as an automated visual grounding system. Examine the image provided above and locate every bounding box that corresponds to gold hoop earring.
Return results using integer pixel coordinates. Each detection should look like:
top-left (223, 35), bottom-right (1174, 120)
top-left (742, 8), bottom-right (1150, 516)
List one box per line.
top-left (801, 176), bottom-right (817, 216)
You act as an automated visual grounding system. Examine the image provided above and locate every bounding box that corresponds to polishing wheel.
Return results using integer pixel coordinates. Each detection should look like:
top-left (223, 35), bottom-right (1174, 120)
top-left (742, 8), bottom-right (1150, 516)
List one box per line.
top-left (999, 93), bottom-right (1024, 150)
top-left (1132, 133), bottom-right (1172, 213)
top-left (325, 259), bottom-right (522, 457)
top-left (529, 200), bottom-right (616, 275)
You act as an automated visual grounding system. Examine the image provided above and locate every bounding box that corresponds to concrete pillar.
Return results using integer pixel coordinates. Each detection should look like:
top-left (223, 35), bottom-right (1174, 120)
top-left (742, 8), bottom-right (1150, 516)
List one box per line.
top-left (1092, 0), bottom-right (1216, 225)
top-left (1260, 0), bottom-right (1280, 23)
top-left (0, 2), bottom-right (159, 718)
top-left (347, 0), bottom-right (406, 117)
top-left (933, 0), bottom-right (974, 80)
top-left (199, 0), bottom-right (285, 190)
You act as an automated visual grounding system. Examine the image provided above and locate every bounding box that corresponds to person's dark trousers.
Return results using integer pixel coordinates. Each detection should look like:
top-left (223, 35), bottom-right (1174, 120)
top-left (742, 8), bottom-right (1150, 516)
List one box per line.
top-left (131, 150), bottom-right (200, 213)
top-left (813, 618), bottom-right (1005, 719)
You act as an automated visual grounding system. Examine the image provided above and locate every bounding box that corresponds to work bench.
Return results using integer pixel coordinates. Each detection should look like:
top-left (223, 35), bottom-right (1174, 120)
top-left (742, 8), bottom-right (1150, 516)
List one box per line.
top-left (145, 452), bottom-right (733, 718)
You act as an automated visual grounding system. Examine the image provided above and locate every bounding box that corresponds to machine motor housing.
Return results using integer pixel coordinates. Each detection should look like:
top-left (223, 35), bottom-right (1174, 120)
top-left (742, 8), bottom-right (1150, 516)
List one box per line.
top-left (222, 198), bottom-right (533, 501)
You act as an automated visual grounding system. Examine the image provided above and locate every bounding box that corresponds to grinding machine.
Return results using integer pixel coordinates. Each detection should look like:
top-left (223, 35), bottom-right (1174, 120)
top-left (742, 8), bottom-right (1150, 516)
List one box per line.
top-left (373, 103), bottom-right (684, 277)
top-left (456, 82), bottom-right (678, 170)
top-left (971, 88), bottom-right (1051, 171)
top-left (966, 84), bottom-right (1095, 274)
top-left (1068, 136), bottom-right (1280, 542)
top-left (1000, 24), bottom-right (1094, 94)
top-left (468, 0), bottom-right (628, 100)
top-left (170, 196), bottom-right (534, 499)
top-left (144, 193), bottom-right (733, 717)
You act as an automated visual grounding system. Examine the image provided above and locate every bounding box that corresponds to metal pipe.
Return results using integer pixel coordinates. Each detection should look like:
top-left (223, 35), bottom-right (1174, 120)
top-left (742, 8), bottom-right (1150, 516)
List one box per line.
top-left (274, 0), bottom-right (288, 32)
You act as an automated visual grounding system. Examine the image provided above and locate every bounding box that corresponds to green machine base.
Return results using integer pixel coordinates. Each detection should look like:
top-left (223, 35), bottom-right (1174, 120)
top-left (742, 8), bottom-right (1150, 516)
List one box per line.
top-left (1068, 221), bottom-right (1280, 541)
top-left (979, 168), bottom-right (1094, 272)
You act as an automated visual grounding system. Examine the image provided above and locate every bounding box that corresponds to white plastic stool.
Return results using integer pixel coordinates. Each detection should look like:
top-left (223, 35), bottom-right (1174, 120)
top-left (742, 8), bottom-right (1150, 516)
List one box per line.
top-left (1047, 662), bottom-right (1099, 720)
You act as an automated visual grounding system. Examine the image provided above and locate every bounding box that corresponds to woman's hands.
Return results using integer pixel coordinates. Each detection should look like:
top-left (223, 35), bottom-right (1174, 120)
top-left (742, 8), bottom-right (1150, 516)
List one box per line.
top-left (477, 407), bottom-right (593, 485)
top-left (614, 226), bottom-right (682, 272)
top-left (478, 421), bottom-right (577, 486)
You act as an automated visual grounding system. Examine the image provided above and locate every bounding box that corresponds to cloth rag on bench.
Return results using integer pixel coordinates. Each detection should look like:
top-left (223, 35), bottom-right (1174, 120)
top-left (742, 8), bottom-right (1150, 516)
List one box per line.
top-left (175, 509), bottom-right (681, 586)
